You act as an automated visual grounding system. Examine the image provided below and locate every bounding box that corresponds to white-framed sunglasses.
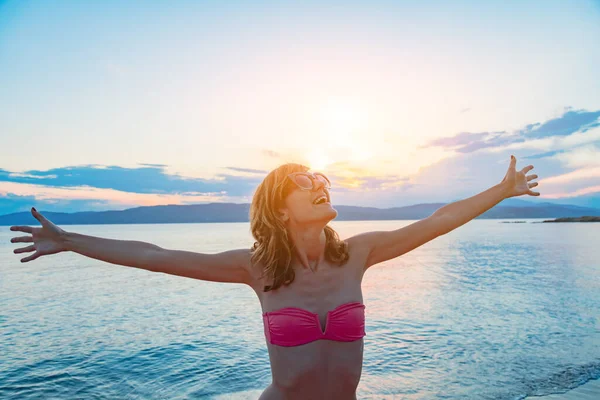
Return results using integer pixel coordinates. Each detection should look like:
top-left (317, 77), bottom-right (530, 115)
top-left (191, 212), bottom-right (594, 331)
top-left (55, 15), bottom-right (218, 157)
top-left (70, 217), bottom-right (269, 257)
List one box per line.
top-left (286, 172), bottom-right (332, 190)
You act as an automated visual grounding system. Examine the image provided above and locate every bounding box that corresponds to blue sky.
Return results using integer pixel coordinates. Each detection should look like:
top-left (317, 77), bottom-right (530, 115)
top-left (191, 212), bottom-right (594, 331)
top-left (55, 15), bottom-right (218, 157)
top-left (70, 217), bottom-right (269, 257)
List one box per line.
top-left (1, 0), bottom-right (600, 215)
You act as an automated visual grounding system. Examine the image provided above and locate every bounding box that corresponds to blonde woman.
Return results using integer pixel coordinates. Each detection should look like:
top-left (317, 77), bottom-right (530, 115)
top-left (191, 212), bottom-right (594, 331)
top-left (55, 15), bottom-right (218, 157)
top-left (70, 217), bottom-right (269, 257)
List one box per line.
top-left (9, 156), bottom-right (539, 399)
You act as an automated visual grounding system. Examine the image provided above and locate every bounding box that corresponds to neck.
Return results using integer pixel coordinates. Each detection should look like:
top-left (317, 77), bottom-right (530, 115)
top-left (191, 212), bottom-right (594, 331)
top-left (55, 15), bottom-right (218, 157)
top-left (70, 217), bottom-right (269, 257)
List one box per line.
top-left (289, 224), bottom-right (327, 272)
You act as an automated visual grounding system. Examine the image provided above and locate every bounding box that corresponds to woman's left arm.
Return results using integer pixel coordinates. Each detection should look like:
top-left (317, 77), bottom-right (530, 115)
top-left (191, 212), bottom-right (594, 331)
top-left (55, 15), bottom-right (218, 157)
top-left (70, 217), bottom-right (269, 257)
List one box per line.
top-left (431, 155), bottom-right (540, 232)
top-left (350, 155), bottom-right (540, 270)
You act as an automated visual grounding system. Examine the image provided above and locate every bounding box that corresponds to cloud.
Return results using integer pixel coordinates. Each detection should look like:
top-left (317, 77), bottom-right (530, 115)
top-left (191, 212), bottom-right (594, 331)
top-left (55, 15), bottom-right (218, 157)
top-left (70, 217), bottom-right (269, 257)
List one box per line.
top-left (0, 192), bottom-right (122, 215)
top-left (421, 108), bottom-right (600, 153)
top-left (322, 162), bottom-right (414, 193)
top-left (522, 109), bottom-right (600, 138)
top-left (7, 172), bottom-right (58, 179)
top-left (550, 142), bottom-right (600, 168)
top-left (262, 149), bottom-right (281, 158)
top-left (2, 107), bottom-right (599, 213)
top-left (508, 126), bottom-right (600, 157)
top-left (0, 180), bottom-right (232, 215)
top-left (0, 193), bottom-right (38, 216)
top-left (223, 167), bottom-right (268, 174)
top-left (0, 164), bottom-right (264, 197)
top-left (542, 185), bottom-right (600, 199)
top-left (329, 174), bottom-right (412, 192)
top-left (0, 164), bottom-right (268, 215)
top-left (540, 166), bottom-right (600, 185)
top-left (522, 141), bottom-right (600, 199)
top-left (0, 161), bottom-right (412, 197)
top-left (139, 163), bottom-right (168, 167)
top-left (0, 160), bottom-right (420, 213)
top-left (425, 131), bottom-right (493, 147)
top-left (523, 150), bottom-right (563, 160)
top-left (0, 180), bottom-right (226, 205)
top-left (412, 137), bottom-right (600, 203)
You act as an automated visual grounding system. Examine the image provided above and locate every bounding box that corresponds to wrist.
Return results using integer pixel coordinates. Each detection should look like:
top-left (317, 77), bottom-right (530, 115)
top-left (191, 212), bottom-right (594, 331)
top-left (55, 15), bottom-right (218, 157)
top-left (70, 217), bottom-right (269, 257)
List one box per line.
top-left (498, 181), bottom-right (513, 199)
top-left (59, 229), bottom-right (74, 252)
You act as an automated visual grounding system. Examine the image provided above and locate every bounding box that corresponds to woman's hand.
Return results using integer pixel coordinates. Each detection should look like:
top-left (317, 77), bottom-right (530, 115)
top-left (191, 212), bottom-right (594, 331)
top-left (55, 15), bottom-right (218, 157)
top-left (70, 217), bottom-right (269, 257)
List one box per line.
top-left (9, 208), bottom-right (69, 263)
top-left (501, 155), bottom-right (540, 199)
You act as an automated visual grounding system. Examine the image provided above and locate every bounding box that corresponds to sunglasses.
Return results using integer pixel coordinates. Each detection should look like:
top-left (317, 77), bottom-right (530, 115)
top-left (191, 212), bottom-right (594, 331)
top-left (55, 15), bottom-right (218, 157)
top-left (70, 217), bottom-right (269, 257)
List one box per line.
top-left (286, 172), bottom-right (331, 191)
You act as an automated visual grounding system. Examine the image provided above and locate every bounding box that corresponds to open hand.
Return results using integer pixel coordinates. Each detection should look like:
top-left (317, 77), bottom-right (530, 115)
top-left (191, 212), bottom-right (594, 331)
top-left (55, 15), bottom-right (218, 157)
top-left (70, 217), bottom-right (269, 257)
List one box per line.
top-left (9, 208), bottom-right (68, 263)
top-left (501, 155), bottom-right (540, 198)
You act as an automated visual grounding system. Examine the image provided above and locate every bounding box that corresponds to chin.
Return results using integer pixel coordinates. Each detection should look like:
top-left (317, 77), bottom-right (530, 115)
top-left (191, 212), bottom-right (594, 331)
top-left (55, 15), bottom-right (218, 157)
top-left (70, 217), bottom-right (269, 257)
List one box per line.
top-left (324, 205), bottom-right (338, 220)
top-left (309, 203), bottom-right (337, 222)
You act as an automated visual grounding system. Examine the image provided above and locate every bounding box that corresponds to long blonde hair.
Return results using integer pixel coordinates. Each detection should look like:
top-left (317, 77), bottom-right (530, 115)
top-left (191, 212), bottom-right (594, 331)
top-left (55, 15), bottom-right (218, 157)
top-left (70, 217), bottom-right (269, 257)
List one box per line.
top-left (249, 163), bottom-right (350, 292)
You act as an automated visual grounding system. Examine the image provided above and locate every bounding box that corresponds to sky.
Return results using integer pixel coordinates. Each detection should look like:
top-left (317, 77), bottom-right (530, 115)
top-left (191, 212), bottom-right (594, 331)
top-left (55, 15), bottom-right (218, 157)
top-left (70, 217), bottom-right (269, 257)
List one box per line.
top-left (1, 0), bottom-right (600, 215)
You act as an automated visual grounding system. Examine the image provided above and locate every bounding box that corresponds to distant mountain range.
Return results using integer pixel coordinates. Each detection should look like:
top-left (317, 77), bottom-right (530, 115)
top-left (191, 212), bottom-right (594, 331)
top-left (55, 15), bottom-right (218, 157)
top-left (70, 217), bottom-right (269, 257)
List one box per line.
top-left (1, 198), bottom-right (599, 225)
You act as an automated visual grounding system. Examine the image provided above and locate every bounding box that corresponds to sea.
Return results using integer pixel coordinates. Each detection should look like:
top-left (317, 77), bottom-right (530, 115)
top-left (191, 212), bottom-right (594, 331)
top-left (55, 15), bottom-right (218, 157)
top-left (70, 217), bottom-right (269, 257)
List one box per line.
top-left (1, 219), bottom-right (599, 399)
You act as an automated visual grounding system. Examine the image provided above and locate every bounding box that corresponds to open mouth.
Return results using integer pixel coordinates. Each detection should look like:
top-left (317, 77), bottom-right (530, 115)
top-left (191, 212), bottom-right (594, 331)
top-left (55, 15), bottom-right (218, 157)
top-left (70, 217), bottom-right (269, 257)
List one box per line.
top-left (312, 195), bottom-right (329, 205)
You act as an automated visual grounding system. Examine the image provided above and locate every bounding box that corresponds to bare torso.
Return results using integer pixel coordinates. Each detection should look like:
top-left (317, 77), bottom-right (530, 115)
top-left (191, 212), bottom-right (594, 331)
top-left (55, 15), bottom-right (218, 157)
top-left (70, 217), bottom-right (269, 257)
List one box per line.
top-left (246, 239), bottom-right (368, 400)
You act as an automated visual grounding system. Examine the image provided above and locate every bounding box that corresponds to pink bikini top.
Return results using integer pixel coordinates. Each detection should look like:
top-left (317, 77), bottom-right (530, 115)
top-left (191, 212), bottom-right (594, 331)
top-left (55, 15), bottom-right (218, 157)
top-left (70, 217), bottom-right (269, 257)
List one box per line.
top-left (262, 301), bottom-right (366, 347)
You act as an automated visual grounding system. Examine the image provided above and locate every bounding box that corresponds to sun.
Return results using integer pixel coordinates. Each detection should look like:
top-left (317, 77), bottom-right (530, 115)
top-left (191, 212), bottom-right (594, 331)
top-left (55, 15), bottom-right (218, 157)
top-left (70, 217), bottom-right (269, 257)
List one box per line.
top-left (306, 148), bottom-right (332, 171)
top-left (349, 147), bottom-right (373, 162)
top-left (318, 96), bottom-right (369, 148)
top-left (303, 96), bottom-right (375, 170)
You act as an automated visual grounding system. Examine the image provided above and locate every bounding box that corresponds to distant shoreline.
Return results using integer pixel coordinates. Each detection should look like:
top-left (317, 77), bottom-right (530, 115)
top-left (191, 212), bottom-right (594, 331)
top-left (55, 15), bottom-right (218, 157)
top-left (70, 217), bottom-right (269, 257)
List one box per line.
top-left (1, 217), bottom-right (598, 227)
top-left (542, 216), bottom-right (600, 222)
top-left (1, 202), bottom-right (599, 226)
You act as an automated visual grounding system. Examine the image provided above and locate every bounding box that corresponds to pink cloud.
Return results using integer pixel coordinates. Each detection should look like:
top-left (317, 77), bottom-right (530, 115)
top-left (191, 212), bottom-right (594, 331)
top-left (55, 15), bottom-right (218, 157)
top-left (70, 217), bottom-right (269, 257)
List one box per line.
top-left (539, 167), bottom-right (600, 185)
top-left (0, 181), bottom-right (226, 207)
top-left (542, 185), bottom-right (600, 199)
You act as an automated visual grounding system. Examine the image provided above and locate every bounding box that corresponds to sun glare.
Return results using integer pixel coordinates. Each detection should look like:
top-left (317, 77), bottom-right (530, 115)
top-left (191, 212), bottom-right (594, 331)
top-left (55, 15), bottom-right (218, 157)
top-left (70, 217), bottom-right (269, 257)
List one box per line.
top-left (349, 147), bottom-right (373, 162)
top-left (318, 96), bottom-right (369, 149)
top-left (303, 96), bottom-right (376, 170)
top-left (306, 148), bottom-right (331, 171)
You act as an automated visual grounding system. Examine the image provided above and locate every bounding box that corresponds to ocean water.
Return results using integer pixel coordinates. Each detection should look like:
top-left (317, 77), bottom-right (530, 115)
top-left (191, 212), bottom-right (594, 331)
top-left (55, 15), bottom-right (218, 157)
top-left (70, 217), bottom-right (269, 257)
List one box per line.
top-left (1, 219), bottom-right (599, 399)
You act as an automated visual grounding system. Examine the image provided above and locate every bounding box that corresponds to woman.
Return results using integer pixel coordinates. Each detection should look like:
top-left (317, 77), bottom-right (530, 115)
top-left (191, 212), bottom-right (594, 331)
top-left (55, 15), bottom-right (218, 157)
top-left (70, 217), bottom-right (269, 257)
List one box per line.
top-left (9, 155), bottom-right (539, 399)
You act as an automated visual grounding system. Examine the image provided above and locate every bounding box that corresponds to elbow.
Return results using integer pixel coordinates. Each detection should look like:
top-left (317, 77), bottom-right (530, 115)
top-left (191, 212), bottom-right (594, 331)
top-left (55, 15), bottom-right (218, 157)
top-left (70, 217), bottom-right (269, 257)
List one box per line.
top-left (431, 213), bottom-right (454, 236)
top-left (143, 247), bottom-right (168, 273)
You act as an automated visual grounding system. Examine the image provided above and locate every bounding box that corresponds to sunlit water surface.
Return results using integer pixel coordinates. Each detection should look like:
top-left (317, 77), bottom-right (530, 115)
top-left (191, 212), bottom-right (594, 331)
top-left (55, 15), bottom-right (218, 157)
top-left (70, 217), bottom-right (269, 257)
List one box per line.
top-left (1, 220), bottom-right (599, 399)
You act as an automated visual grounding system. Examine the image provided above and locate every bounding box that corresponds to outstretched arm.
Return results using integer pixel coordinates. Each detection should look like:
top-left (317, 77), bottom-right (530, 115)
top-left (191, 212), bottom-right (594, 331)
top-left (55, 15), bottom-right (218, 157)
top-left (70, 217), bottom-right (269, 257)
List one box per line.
top-left (428, 155), bottom-right (539, 232)
top-left (10, 208), bottom-right (254, 286)
top-left (349, 155), bottom-right (540, 270)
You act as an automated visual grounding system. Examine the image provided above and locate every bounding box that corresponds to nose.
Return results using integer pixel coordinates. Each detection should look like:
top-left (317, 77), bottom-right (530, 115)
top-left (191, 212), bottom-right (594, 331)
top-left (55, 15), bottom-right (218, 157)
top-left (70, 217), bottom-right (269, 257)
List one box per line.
top-left (312, 175), bottom-right (325, 191)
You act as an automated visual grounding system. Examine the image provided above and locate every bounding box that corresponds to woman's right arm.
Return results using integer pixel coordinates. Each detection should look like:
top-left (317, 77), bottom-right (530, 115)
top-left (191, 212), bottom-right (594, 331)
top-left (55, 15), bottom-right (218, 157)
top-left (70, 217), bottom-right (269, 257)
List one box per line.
top-left (10, 208), bottom-right (254, 286)
top-left (63, 232), bottom-right (254, 285)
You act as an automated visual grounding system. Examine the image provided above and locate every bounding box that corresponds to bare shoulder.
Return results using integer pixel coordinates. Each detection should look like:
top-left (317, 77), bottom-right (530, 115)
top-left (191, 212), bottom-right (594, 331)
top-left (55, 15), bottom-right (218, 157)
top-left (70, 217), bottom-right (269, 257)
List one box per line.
top-left (343, 216), bottom-right (445, 270)
top-left (343, 235), bottom-right (372, 275)
top-left (229, 248), bottom-right (258, 277)
top-left (239, 248), bottom-right (266, 294)
top-left (345, 234), bottom-right (371, 260)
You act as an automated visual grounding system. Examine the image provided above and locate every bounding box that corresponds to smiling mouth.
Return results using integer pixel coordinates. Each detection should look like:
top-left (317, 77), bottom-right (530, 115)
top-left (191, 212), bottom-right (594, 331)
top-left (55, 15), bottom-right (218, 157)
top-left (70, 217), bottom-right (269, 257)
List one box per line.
top-left (312, 195), bottom-right (329, 205)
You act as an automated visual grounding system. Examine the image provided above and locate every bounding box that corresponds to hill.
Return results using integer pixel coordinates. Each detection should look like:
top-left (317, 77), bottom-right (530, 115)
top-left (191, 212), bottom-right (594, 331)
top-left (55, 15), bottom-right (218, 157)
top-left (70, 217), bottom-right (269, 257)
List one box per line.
top-left (1, 199), bottom-right (599, 225)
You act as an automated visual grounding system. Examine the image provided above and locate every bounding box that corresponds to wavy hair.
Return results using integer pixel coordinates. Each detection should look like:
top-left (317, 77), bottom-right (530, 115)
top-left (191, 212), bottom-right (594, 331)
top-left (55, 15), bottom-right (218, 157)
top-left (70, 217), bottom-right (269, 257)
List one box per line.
top-left (249, 163), bottom-right (350, 292)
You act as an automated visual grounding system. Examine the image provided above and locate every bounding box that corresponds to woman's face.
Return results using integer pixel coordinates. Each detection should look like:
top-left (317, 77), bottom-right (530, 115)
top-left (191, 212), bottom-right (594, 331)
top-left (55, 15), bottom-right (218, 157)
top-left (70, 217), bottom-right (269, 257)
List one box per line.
top-left (279, 175), bottom-right (337, 228)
